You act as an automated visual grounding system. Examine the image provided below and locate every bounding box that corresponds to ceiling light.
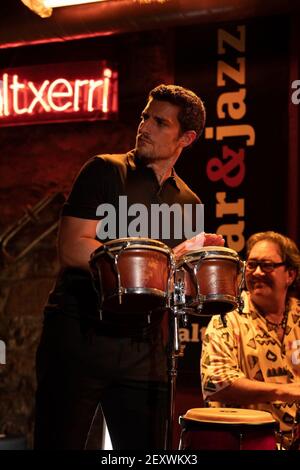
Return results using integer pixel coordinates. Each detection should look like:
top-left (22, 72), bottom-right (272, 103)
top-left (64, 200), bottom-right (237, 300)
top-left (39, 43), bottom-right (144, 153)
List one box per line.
top-left (20, 0), bottom-right (107, 18)
top-left (21, 0), bottom-right (168, 19)
top-left (44, 0), bottom-right (106, 7)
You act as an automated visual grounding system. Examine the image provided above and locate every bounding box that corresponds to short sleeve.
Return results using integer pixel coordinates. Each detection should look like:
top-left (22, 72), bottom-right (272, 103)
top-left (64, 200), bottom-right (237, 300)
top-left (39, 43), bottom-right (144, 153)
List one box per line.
top-left (62, 156), bottom-right (110, 220)
top-left (201, 315), bottom-right (245, 400)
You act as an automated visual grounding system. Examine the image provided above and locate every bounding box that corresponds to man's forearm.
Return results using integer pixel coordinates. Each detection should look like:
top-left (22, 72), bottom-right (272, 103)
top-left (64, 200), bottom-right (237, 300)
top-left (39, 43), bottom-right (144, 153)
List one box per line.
top-left (208, 377), bottom-right (300, 404)
top-left (59, 236), bottom-right (102, 270)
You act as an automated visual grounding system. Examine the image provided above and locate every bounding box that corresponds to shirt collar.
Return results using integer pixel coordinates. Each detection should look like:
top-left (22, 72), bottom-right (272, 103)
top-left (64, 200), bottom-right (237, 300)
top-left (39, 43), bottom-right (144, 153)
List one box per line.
top-left (126, 150), bottom-right (180, 190)
top-left (241, 290), bottom-right (299, 319)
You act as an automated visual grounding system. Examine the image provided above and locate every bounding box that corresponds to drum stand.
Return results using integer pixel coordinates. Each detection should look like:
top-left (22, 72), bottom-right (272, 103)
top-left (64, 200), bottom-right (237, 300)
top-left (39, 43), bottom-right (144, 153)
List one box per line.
top-left (165, 282), bottom-right (188, 450)
top-left (166, 307), bottom-right (179, 449)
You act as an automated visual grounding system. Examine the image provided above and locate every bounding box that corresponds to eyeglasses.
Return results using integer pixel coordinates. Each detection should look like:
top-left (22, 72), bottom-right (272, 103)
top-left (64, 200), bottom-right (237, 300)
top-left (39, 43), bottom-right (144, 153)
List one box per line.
top-left (246, 261), bottom-right (286, 273)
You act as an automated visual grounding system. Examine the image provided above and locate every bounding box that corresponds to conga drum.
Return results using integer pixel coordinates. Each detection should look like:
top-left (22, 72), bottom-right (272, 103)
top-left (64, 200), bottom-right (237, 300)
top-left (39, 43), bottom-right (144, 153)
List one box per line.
top-left (90, 237), bottom-right (174, 313)
top-left (179, 408), bottom-right (278, 450)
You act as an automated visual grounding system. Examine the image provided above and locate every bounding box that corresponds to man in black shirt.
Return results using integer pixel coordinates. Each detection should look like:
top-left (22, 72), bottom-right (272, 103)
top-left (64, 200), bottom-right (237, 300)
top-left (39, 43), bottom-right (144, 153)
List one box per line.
top-left (34, 84), bottom-right (224, 450)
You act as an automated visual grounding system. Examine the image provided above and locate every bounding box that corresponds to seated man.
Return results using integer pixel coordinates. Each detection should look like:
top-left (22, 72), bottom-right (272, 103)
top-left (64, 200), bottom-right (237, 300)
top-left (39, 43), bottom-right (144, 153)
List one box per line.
top-left (201, 231), bottom-right (300, 448)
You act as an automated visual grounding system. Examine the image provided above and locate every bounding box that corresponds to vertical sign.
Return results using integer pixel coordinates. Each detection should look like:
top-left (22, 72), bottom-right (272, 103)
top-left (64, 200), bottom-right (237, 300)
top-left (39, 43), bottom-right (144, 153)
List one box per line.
top-left (174, 16), bottom-right (289, 378)
top-left (204, 24), bottom-right (251, 254)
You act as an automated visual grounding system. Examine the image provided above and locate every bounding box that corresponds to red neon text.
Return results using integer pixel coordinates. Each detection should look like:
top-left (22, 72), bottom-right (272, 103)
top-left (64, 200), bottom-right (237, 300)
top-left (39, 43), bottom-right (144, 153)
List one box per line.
top-left (0, 61), bottom-right (118, 126)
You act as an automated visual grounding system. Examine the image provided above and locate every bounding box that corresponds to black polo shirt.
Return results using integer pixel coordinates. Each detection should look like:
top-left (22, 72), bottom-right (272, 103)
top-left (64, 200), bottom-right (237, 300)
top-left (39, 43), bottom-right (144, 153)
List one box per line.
top-left (62, 150), bottom-right (201, 246)
top-left (47, 150), bottom-right (202, 320)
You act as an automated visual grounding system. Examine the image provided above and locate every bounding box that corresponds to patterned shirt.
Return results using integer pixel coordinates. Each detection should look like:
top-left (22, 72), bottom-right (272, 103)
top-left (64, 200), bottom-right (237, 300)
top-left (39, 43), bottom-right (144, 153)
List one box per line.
top-left (201, 291), bottom-right (300, 433)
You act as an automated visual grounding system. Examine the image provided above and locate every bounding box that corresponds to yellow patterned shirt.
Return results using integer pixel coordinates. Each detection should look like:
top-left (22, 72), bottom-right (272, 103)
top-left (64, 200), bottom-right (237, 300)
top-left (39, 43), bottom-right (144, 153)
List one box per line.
top-left (201, 292), bottom-right (300, 433)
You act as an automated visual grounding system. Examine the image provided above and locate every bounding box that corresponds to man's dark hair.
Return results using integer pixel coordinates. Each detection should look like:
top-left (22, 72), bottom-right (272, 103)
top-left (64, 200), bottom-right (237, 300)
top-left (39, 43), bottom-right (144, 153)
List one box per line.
top-left (246, 231), bottom-right (300, 295)
top-left (149, 84), bottom-right (206, 140)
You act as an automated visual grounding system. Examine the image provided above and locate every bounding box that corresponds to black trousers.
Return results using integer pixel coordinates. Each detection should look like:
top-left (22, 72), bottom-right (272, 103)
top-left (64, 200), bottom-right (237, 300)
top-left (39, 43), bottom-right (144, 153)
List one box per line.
top-left (34, 312), bottom-right (169, 450)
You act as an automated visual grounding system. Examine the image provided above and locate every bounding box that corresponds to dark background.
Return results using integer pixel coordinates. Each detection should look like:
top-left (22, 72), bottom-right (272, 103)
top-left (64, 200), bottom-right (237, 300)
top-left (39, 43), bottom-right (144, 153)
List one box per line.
top-left (0, 0), bottom-right (299, 449)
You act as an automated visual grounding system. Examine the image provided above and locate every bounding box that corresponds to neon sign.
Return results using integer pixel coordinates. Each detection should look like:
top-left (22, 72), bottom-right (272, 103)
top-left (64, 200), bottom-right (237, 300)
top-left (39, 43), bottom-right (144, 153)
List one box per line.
top-left (0, 61), bottom-right (118, 127)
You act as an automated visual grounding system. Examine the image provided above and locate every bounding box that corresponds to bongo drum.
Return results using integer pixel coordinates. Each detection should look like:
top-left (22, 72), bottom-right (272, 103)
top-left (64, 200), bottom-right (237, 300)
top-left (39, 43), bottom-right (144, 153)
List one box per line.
top-left (174, 246), bottom-right (244, 316)
top-left (90, 237), bottom-right (174, 313)
top-left (179, 408), bottom-right (278, 450)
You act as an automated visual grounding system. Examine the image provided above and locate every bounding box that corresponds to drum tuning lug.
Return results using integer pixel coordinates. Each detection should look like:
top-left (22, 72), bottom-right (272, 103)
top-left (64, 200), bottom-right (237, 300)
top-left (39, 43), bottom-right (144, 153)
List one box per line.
top-left (221, 314), bottom-right (227, 327)
top-left (196, 302), bottom-right (203, 314)
top-left (182, 314), bottom-right (189, 327)
top-left (174, 280), bottom-right (185, 306)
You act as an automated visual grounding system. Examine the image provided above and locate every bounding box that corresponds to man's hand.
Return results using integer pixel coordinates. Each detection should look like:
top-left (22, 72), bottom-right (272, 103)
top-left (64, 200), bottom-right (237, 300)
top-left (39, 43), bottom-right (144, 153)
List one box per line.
top-left (203, 233), bottom-right (225, 247)
top-left (173, 232), bottom-right (225, 258)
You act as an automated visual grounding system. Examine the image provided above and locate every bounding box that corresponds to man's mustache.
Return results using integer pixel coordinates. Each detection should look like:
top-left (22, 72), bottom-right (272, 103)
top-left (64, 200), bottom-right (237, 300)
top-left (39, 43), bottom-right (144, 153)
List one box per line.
top-left (249, 276), bottom-right (273, 287)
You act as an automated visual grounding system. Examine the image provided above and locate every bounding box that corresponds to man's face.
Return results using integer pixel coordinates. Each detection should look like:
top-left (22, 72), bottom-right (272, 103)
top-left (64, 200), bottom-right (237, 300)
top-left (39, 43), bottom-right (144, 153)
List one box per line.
top-left (135, 98), bottom-right (187, 162)
top-left (246, 240), bottom-right (295, 306)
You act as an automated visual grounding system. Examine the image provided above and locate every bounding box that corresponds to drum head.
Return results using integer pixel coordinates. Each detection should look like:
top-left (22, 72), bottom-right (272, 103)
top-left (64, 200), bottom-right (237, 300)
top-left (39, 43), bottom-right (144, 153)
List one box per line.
top-left (94, 237), bottom-right (171, 256)
top-left (177, 246), bottom-right (240, 265)
top-left (183, 408), bottom-right (276, 425)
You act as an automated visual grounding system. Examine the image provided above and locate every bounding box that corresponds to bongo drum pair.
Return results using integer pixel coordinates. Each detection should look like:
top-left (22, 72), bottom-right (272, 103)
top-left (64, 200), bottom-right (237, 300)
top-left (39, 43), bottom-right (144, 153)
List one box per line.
top-left (89, 237), bottom-right (244, 316)
top-left (179, 408), bottom-right (278, 450)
